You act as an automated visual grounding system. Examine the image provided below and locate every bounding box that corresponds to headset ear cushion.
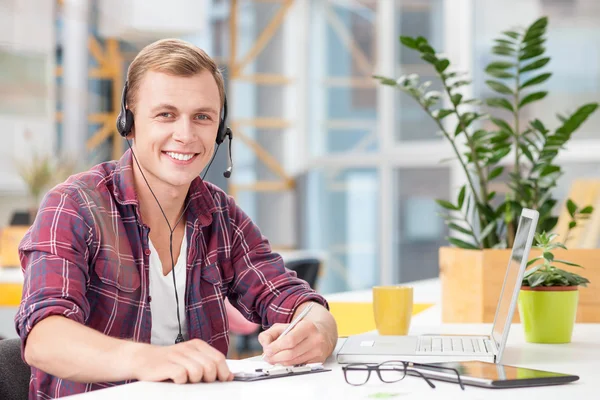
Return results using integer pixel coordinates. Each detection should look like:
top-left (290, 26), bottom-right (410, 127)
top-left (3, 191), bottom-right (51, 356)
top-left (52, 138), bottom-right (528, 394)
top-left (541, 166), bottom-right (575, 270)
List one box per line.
top-left (117, 110), bottom-right (134, 137)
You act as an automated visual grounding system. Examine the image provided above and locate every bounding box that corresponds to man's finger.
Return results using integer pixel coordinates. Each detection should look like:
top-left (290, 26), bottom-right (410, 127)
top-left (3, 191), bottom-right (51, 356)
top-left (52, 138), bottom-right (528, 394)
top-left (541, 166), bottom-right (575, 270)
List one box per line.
top-left (265, 336), bottom-right (312, 365)
top-left (264, 320), bottom-right (315, 356)
top-left (171, 352), bottom-right (204, 383)
top-left (258, 323), bottom-right (287, 347)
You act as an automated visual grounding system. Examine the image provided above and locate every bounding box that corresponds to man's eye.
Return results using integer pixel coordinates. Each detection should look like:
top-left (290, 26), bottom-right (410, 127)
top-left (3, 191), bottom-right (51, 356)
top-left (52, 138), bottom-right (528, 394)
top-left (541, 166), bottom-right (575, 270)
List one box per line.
top-left (158, 112), bottom-right (173, 118)
top-left (195, 114), bottom-right (209, 120)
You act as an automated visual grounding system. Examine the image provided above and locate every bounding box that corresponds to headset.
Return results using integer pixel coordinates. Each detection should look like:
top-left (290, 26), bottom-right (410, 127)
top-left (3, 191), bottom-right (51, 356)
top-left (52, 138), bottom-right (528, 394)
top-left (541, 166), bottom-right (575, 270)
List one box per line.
top-left (116, 80), bottom-right (233, 344)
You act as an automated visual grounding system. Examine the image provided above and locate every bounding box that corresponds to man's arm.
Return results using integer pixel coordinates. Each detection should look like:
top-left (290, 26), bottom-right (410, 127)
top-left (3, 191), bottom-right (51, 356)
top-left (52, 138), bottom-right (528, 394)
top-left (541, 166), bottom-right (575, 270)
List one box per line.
top-left (17, 189), bottom-right (232, 384)
top-left (25, 316), bottom-right (143, 382)
top-left (26, 316), bottom-right (232, 384)
top-left (223, 193), bottom-right (338, 365)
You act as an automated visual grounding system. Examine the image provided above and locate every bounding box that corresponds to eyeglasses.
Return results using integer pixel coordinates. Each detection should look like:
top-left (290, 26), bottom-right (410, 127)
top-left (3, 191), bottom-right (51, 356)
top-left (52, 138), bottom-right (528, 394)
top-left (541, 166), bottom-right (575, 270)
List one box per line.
top-left (342, 360), bottom-right (465, 390)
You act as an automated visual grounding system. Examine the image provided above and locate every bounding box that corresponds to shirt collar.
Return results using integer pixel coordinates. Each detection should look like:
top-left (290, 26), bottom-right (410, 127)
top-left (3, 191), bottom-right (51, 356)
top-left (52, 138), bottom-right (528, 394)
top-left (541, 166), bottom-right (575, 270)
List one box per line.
top-left (112, 149), bottom-right (217, 227)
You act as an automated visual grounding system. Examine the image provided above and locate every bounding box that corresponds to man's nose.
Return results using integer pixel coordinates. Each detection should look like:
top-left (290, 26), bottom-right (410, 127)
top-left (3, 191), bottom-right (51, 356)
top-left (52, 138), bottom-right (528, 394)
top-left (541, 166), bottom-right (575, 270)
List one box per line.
top-left (172, 118), bottom-right (196, 144)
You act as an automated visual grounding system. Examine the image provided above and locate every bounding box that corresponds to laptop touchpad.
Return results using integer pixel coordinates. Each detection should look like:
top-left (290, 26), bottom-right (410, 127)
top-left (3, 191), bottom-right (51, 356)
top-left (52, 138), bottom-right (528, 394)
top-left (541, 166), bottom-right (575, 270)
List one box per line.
top-left (373, 336), bottom-right (418, 355)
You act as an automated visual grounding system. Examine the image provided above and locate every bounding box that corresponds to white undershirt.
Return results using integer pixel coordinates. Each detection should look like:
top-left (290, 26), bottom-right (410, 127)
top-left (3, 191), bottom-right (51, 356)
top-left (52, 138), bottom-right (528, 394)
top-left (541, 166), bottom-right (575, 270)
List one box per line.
top-left (148, 234), bottom-right (188, 346)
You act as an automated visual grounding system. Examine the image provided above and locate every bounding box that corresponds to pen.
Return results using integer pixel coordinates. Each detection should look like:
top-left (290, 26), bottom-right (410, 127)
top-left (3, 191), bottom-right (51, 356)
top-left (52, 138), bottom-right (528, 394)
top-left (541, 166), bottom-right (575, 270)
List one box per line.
top-left (262, 302), bottom-right (315, 360)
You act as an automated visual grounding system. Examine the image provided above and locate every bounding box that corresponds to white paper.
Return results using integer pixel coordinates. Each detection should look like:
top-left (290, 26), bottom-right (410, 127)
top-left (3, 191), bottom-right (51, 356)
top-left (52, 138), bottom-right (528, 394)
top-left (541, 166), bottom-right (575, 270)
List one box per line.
top-left (226, 359), bottom-right (274, 375)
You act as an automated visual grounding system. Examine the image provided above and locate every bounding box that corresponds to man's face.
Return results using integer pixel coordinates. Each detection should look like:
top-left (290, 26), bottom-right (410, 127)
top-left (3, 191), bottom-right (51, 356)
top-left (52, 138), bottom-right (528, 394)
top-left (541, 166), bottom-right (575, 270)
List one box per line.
top-left (130, 70), bottom-right (221, 190)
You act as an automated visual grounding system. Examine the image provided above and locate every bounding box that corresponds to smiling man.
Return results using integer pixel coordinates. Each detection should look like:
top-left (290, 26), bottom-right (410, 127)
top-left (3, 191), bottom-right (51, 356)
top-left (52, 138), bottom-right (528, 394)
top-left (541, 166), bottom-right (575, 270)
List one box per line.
top-left (15, 39), bottom-right (337, 399)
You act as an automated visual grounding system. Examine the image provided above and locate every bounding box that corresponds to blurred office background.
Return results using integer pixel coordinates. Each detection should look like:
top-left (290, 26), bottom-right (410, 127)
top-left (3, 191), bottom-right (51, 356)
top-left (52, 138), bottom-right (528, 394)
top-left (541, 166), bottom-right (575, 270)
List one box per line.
top-left (0, 0), bottom-right (599, 303)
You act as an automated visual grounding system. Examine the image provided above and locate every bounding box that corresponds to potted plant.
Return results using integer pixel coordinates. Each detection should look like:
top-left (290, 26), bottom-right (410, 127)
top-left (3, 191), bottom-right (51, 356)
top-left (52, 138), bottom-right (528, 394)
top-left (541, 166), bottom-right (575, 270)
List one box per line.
top-left (519, 231), bottom-right (590, 343)
top-left (373, 16), bottom-right (599, 322)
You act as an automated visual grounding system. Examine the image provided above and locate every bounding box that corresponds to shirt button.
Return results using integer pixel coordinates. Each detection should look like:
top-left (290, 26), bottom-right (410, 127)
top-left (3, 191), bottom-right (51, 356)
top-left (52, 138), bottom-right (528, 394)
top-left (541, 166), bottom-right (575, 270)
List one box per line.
top-left (147, 296), bottom-right (152, 303)
top-left (145, 249), bottom-right (151, 256)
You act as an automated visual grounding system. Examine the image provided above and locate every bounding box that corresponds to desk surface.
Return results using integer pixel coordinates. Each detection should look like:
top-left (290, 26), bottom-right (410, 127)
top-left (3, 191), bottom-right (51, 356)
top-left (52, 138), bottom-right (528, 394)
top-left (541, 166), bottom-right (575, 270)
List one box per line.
top-left (64, 322), bottom-right (600, 400)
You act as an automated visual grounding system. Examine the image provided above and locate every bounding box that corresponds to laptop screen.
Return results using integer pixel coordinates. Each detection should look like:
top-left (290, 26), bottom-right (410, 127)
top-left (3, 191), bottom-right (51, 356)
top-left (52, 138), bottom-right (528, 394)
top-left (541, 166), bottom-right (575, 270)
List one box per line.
top-left (491, 210), bottom-right (538, 356)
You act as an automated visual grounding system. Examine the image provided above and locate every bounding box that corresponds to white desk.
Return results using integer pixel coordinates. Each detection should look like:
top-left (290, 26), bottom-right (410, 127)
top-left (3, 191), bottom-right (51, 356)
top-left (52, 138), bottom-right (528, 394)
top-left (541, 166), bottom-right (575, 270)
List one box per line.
top-left (64, 323), bottom-right (600, 399)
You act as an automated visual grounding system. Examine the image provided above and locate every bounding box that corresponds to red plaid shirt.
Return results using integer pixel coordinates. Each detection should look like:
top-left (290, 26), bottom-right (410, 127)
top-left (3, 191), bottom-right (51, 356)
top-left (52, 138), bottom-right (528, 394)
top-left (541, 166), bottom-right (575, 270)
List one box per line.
top-left (15, 149), bottom-right (327, 399)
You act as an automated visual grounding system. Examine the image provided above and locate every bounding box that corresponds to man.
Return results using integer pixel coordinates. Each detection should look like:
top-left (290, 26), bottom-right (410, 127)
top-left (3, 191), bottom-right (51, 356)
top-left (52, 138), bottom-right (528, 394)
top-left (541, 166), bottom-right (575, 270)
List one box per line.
top-left (15, 38), bottom-right (337, 398)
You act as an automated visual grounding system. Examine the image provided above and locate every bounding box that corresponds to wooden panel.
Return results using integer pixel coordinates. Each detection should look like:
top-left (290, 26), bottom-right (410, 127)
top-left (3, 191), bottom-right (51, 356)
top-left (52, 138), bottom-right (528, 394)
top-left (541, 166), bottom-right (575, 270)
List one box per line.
top-left (554, 179), bottom-right (600, 248)
top-left (440, 247), bottom-right (600, 323)
top-left (0, 226), bottom-right (30, 268)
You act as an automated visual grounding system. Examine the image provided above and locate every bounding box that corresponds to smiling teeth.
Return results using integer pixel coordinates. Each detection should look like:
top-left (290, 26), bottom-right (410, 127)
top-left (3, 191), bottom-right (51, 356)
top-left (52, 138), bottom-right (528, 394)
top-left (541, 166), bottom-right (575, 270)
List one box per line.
top-left (166, 152), bottom-right (194, 161)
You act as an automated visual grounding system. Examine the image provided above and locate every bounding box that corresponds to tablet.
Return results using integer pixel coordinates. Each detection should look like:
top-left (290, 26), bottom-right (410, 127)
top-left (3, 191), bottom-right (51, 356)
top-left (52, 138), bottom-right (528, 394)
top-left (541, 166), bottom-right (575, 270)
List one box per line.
top-left (411, 361), bottom-right (579, 389)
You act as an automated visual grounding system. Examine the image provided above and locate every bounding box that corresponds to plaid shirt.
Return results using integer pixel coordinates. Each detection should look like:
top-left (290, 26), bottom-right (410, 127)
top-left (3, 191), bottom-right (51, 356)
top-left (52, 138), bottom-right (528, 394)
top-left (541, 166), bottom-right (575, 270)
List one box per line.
top-left (15, 149), bottom-right (327, 399)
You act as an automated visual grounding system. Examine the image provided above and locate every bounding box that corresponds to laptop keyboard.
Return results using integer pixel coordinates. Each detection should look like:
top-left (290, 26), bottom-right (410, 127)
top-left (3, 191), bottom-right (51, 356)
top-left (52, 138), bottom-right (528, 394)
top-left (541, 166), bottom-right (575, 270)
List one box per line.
top-left (417, 336), bottom-right (494, 354)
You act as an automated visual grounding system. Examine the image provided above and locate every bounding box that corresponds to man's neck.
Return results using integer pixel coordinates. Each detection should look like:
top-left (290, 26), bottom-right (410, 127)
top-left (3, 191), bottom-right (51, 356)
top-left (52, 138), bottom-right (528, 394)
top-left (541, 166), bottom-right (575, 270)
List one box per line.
top-left (132, 165), bottom-right (189, 230)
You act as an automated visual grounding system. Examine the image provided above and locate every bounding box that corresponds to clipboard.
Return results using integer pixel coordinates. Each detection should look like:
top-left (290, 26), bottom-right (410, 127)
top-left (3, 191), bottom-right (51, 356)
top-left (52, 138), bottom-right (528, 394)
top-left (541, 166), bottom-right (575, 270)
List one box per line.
top-left (233, 363), bottom-right (331, 382)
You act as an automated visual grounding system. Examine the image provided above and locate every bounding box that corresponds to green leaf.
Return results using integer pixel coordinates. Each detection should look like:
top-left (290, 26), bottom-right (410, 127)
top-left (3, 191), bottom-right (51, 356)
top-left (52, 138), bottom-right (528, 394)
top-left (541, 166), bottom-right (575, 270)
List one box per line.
top-left (518, 143), bottom-right (534, 162)
top-left (490, 117), bottom-right (514, 134)
top-left (457, 185), bottom-right (466, 209)
top-left (486, 98), bottom-right (514, 112)
top-left (448, 223), bottom-right (474, 236)
top-left (524, 264), bottom-right (542, 276)
top-left (540, 165), bottom-right (560, 177)
top-left (372, 75), bottom-right (398, 86)
top-left (528, 272), bottom-right (548, 287)
top-left (486, 80), bottom-right (513, 95)
top-left (520, 46), bottom-right (545, 61)
top-left (419, 44), bottom-right (435, 54)
top-left (527, 17), bottom-right (548, 33)
top-left (569, 221), bottom-right (577, 229)
top-left (450, 80), bottom-right (471, 90)
top-left (436, 199), bottom-right (459, 211)
top-left (521, 57), bottom-right (550, 73)
top-left (433, 109), bottom-right (453, 120)
top-left (488, 166), bottom-right (504, 180)
top-left (530, 119), bottom-right (548, 134)
top-left (492, 45), bottom-right (515, 56)
top-left (503, 31), bottom-right (520, 40)
top-left (526, 258), bottom-right (542, 267)
top-left (580, 206), bottom-right (594, 214)
top-left (520, 73), bottom-right (552, 89)
top-left (519, 91), bottom-right (547, 109)
top-left (486, 61), bottom-right (514, 70)
top-left (554, 259), bottom-right (583, 268)
top-left (543, 252), bottom-right (554, 262)
top-left (451, 93), bottom-right (463, 106)
top-left (495, 38), bottom-right (516, 47)
top-left (567, 199), bottom-right (577, 217)
top-left (448, 237), bottom-right (479, 250)
top-left (421, 53), bottom-right (438, 64)
top-left (479, 221), bottom-right (496, 242)
top-left (400, 36), bottom-right (419, 50)
top-left (435, 59), bottom-right (450, 73)
top-left (486, 69), bottom-right (515, 79)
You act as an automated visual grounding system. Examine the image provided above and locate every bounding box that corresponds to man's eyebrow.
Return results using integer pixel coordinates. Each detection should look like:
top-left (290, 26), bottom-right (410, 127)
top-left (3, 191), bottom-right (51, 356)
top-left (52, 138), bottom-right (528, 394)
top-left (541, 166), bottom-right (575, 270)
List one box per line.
top-left (149, 104), bottom-right (219, 115)
top-left (193, 106), bottom-right (219, 115)
top-left (150, 103), bottom-right (178, 113)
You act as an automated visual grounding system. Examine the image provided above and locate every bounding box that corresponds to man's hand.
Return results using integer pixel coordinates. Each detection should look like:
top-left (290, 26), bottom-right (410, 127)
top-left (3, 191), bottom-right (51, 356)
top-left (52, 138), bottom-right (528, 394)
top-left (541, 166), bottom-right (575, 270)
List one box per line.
top-left (258, 303), bottom-right (337, 366)
top-left (131, 339), bottom-right (234, 384)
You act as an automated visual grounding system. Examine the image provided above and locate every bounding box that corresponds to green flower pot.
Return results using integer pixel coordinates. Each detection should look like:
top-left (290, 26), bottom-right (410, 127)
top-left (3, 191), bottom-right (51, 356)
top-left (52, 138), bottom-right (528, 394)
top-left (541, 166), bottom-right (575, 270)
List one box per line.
top-left (518, 286), bottom-right (579, 344)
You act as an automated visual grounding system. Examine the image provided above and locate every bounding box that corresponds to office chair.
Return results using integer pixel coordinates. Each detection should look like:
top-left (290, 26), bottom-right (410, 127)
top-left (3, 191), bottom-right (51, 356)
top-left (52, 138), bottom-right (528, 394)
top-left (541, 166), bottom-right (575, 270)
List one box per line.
top-left (0, 338), bottom-right (31, 400)
top-left (284, 257), bottom-right (322, 290)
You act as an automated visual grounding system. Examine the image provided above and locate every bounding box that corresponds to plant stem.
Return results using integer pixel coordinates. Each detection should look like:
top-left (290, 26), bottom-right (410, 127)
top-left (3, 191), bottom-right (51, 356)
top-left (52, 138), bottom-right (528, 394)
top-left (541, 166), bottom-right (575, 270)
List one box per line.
top-left (439, 79), bottom-right (498, 247)
top-left (418, 102), bottom-right (487, 248)
top-left (441, 80), bottom-right (490, 203)
top-left (513, 39), bottom-right (522, 196)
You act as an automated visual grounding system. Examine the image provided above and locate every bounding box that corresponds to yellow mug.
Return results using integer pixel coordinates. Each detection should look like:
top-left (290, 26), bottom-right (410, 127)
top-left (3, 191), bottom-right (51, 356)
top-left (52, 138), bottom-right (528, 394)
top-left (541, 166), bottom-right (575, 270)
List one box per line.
top-left (372, 286), bottom-right (413, 335)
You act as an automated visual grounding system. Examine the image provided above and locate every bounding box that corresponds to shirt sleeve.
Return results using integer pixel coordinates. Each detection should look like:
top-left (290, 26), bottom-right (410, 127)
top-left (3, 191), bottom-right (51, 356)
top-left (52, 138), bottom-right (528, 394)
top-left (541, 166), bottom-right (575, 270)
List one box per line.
top-left (15, 188), bottom-right (92, 352)
top-left (225, 195), bottom-right (329, 327)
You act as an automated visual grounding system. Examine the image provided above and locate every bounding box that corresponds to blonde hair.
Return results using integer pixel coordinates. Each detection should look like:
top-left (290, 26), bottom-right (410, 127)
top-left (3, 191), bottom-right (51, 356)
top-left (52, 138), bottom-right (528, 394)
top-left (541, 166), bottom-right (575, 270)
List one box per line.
top-left (126, 38), bottom-right (225, 113)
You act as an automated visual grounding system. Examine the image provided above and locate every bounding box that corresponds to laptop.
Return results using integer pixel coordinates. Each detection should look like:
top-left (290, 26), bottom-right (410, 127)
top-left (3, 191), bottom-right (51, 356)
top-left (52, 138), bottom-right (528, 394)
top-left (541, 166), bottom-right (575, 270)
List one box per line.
top-left (336, 208), bottom-right (539, 365)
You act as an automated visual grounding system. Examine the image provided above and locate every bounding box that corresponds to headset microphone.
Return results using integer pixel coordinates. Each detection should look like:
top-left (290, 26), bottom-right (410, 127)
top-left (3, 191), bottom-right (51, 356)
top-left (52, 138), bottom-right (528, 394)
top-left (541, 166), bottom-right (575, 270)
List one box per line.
top-left (116, 80), bottom-right (232, 345)
top-left (223, 128), bottom-right (233, 178)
